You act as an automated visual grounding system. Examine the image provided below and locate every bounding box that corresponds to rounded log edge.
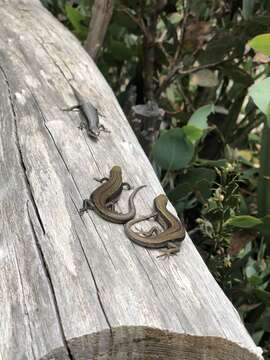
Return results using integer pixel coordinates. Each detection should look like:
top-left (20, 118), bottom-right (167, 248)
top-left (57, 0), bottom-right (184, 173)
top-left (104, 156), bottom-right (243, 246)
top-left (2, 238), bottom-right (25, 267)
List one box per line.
top-left (40, 326), bottom-right (263, 360)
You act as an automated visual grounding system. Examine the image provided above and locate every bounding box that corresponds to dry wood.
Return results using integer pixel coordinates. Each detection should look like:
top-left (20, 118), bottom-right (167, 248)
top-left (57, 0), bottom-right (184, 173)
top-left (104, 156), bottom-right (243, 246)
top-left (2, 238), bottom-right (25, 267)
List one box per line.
top-left (0, 0), bottom-right (264, 359)
top-left (84, 0), bottom-right (114, 60)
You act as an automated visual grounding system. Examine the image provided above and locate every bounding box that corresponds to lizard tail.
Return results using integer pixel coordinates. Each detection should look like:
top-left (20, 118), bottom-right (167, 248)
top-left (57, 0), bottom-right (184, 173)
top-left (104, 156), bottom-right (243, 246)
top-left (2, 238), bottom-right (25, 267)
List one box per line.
top-left (101, 185), bottom-right (146, 223)
top-left (124, 212), bottom-right (156, 236)
top-left (126, 185), bottom-right (146, 219)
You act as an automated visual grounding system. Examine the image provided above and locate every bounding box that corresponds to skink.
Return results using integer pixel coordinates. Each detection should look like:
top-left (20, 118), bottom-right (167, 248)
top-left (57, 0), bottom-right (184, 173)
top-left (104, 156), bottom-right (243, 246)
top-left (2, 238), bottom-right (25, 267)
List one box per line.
top-left (124, 194), bottom-right (185, 257)
top-left (64, 83), bottom-right (109, 139)
top-left (80, 165), bottom-right (145, 224)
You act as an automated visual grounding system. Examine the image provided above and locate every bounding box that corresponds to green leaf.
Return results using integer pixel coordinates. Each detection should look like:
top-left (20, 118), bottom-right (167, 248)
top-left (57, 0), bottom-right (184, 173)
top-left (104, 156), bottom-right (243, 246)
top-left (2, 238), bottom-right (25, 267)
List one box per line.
top-left (254, 289), bottom-right (270, 306)
top-left (182, 125), bottom-right (203, 143)
top-left (246, 264), bottom-right (257, 279)
top-left (189, 0), bottom-right (208, 18)
top-left (169, 183), bottom-right (192, 201)
top-left (175, 197), bottom-right (197, 212)
top-left (249, 34), bottom-right (270, 56)
top-left (249, 77), bottom-right (270, 125)
top-left (195, 158), bottom-right (228, 167)
top-left (109, 39), bottom-right (134, 61)
top-left (255, 215), bottom-right (270, 236)
top-left (262, 315), bottom-right (270, 332)
top-left (168, 13), bottom-right (181, 24)
top-left (152, 129), bottom-right (194, 170)
top-left (199, 33), bottom-right (245, 65)
top-left (169, 168), bottom-right (216, 201)
top-left (253, 16), bottom-right (270, 26)
top-left (174, 201), bottom-right (186, 214)
top-left (65, 4), bottom-right (88, 39)
top-left (189, 104), bottom-right (215, 130)
top-left (221, 65), bottom-right (253, 86)
top-left (225, 215), bottom-right (263, 228)
top-left (267, 101), bottom-right (270, 120)
top-left (111, 12), bottom-right (138, 31)
top-left (252, 330), bottom-right (264, 345)
top-left (248, 275), bottom-right (264, 286)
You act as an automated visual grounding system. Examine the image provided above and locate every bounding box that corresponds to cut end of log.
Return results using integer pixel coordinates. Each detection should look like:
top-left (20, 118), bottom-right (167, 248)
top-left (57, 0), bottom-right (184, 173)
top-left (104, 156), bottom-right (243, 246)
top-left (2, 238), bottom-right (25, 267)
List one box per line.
top-left (40, 327), bottom-right (264, 360)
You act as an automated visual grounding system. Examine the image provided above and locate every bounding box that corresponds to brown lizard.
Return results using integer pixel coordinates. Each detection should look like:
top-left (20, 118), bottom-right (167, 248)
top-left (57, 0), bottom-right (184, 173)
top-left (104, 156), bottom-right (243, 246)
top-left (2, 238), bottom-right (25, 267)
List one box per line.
top-left (80, 165), bottom-right (145, 224)
top-left (124, 194), bottom-right (185, 257)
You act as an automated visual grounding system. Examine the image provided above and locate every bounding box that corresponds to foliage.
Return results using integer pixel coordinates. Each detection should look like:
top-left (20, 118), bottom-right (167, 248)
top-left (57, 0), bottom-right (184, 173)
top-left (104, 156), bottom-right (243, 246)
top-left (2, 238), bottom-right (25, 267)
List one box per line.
top-left (43, 0), bottom-right (270, 355)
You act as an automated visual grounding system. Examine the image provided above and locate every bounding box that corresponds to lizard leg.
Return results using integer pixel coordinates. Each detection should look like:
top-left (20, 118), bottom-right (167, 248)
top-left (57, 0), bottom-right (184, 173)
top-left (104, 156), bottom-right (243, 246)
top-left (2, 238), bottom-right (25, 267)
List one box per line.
top-left (156, 242), bottom-right (180, 259)
top-left (106, 204), bottom-right (115, 211)
top-left (105, 197), bottom-right (120, 211)
top-left (98, 124), bottom-right (110, 133)
top-left (136, 226), bottom-right (160, 237)
top-left (94, 177), bottom-right (109, 183)
top-left (78, 118), bottom-right (87, 130)
top-left (132, 212), bottom-right (158, 233)
top-left (79, 199), bottom-right (95, 216)
top-left (122, 182), bottom-right (132, 190)
top-left (62, 104), bottom-right (81, 111)
top-left (87, 129), bottom-right (100, 140)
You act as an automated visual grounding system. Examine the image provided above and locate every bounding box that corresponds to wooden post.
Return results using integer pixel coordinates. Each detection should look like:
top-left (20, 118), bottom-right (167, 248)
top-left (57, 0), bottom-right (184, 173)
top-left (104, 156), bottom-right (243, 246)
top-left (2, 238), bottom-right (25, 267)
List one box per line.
top-left (0, 1), bottom-right (263, 359)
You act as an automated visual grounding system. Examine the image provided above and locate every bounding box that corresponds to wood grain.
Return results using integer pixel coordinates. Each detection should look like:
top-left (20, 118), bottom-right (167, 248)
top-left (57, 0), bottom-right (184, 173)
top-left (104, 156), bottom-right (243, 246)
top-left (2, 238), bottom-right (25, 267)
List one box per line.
top-left (0, 1), bottom-right (263, 359)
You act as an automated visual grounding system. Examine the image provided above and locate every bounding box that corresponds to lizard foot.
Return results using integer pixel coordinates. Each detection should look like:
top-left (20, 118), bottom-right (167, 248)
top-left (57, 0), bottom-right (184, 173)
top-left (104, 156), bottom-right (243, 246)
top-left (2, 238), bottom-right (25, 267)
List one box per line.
top-left (156, 244), bottom-right (179, 259)
top-left (99, 124), bottom-right (110, 133)
top-left (79, 199), bottom-right (94, 216)
top-left (94, 177), bottom-right (109, 183)
top-left (122, 182), bottom-right (133, 190)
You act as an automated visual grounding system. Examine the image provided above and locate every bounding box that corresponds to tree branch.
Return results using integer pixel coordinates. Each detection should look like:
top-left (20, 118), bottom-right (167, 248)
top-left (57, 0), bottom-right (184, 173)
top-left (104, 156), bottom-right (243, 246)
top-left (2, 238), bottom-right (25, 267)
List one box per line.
top-left (120, 2), bottom-right (167, 101)
top-left (84, 0), bottom-right (114, 60)
top-left (155, 59), bottom-right (230, 98)
top-left (119, 7), bottom-right (151, 41)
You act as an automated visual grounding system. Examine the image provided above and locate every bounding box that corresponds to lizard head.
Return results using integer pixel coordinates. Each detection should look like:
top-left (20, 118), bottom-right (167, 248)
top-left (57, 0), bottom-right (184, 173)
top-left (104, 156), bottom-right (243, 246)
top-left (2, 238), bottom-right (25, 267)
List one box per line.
top-left (154, 194), bottom-right (168, 208)
top-left (110, 165), bottom-right (122, 175)
top-left (88, 129), bottom-right (100, 140)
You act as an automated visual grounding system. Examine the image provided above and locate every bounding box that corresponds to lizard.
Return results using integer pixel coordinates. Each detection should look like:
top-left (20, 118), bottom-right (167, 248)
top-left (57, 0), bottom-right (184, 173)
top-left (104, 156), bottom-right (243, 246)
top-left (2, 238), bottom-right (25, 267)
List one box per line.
top-left (63, 83), bottom-right (109, 140)
top-left (79, 165), bottom-right (146, 224)
top-left (124, 194), bottom-right (185, 258)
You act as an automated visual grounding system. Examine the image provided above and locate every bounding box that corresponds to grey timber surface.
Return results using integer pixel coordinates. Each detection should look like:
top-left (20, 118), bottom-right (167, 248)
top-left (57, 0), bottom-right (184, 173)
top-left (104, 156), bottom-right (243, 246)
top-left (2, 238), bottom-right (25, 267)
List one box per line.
top-left (0, 1), bottom-right (263, 359)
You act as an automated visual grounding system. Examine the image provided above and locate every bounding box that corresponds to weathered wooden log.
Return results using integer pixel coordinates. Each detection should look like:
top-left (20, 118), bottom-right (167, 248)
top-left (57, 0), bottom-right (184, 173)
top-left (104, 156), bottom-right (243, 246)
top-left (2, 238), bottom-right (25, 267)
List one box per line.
top-left (0, 1), bottom-right (263, 359)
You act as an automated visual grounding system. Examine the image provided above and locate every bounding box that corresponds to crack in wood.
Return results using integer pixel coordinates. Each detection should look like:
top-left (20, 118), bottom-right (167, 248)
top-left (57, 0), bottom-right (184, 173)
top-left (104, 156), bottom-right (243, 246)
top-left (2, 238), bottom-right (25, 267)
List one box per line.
top-left (73, 227), bottom-right (113, 336)
top-left (0, 61), bottom-right (73, 359)
top-left (12, 236), bottom-right (36, 359)
top-left (27, 204), bottom-right (74, 360)
top-left (132, 248), bottom-right (160, 299)
top-left (0, 64), bottom-right (46, 236)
